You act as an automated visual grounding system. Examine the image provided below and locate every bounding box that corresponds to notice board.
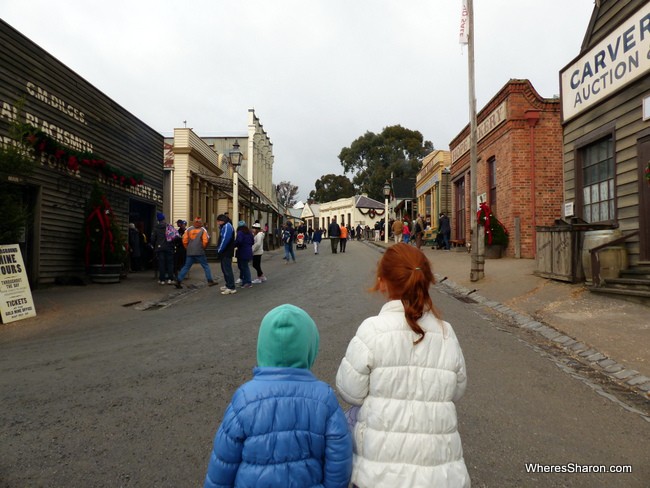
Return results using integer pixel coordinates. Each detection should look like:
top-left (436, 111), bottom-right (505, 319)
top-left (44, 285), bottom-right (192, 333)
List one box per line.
top-left (0, 244), bottom-right (36, 323)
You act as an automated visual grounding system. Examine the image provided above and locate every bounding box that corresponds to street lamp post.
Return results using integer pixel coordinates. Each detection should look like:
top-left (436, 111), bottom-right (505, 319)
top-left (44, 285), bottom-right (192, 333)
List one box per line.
top-left (383, 180), bottom-right (391, 244)
top-left (229, 140), bottom-right (243, 223)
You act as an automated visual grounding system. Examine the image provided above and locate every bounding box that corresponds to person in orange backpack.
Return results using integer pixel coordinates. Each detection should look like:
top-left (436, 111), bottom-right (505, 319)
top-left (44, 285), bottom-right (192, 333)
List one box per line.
top-left (175, 217), bottom-right (216, 288)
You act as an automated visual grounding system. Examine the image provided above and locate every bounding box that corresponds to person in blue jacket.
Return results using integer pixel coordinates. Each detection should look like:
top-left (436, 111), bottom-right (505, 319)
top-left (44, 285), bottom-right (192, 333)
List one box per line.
top-left (203, 304), bottom-right (352, 488)
top-left (216, 214), bottom-right (236, 295)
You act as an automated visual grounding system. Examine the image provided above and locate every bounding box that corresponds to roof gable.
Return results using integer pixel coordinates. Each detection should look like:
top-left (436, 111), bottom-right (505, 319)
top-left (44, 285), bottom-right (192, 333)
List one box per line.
top-left (355, 195), bottom-right (384, 209)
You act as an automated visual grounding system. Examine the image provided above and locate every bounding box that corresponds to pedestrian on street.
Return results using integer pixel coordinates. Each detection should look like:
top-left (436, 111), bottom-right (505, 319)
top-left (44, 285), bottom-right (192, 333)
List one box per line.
top-left (438, 212), bottom-right (451, 250)
top-left (216, 214), bottom-right (237, 295)
top-left (339, 222), bottom-right (348, 253)
top-left (175, 217), bottom-right (215, 288)
top-left (373, 220), bottom-right (381, 241)
top-left (150, 212), bottom-right (176, 285)
top-left (235, 221), bottom-right (254, 288)
top-left (174, 219), bottom-right (187, 276)
top-left (251, 222), bottom-right (267, 284)
top-left (336, 243), bottom-right (469, 488)
top-left (312, 227), bottom-right (322, 254)
top-left (402, 219), bottom-right (411, 244)
top-left (414, 214), bottom-right (425, 249)
top-left (328, 216), bottom-right (341, 254)
top-left (392, 217), bottom-right (403, 244)
top-left (282, 222), bottom-right (296, 263)
top-left (203, 304), bottom-right (353, 488)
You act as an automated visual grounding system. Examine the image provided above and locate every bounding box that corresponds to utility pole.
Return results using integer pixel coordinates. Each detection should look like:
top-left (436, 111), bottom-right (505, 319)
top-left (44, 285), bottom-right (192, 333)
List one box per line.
top-left (467, 0), bottom-right (484, 282)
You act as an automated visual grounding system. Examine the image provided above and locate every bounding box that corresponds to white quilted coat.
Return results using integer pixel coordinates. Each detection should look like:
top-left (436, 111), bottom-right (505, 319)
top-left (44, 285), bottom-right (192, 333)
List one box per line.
top-left (336, 300), bottom-right (470, 488)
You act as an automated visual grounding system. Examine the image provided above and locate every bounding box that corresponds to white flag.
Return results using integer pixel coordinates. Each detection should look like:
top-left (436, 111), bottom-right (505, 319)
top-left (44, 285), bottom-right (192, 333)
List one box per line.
top-left (459, 0), bottom-right (469, 44)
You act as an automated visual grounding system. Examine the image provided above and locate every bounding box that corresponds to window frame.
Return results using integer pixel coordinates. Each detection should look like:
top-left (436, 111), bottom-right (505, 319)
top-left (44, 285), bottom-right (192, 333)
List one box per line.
top-left (488, 156), bottom-right (497, 216)
top-left (574, 123), bottom-right (616, 224)
top-left (454, 175), bottom-right (466, 240)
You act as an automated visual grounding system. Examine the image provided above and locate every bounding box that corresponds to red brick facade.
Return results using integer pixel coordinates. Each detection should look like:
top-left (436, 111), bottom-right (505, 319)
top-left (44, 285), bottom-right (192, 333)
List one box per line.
top-left (449, 79), bottom-right (563, 259)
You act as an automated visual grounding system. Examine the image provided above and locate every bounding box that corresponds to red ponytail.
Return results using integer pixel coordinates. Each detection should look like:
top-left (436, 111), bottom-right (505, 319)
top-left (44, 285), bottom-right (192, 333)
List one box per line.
top-left (372, 243), bottom-right (439, 344)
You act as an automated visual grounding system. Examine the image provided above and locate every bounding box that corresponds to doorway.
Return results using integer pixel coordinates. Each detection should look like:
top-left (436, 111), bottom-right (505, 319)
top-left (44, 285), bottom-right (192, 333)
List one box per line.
top-left (19, 185), bottom-right (40, 288)
top-left (638, 135), bottom-right (650, 262)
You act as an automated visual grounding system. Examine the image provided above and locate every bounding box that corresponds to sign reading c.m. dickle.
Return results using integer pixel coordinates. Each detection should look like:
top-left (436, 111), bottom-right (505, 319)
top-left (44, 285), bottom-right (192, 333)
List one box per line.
top-left (0, 245), bottom-right (36, 323)
top-left (561, 3), bottom-right (650, 122)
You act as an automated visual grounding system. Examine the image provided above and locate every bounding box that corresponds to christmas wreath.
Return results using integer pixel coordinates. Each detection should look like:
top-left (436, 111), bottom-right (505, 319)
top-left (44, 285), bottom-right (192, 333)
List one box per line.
top-left (477, 202), bottom-right (509, 247)
top-left (359, 208), bottom-right (384, 218)
top-left (645, 162), bottom-right (650, 184)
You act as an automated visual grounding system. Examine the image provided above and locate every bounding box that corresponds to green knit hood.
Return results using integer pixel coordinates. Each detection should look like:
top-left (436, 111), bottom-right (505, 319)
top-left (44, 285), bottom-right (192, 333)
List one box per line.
top-left (257, 304), bottom-right (320, 369)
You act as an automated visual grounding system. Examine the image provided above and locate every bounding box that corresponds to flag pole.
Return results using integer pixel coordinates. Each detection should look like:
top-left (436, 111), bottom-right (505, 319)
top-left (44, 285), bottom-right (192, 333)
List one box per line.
top-left (467, 0), bottom-right (484, 281)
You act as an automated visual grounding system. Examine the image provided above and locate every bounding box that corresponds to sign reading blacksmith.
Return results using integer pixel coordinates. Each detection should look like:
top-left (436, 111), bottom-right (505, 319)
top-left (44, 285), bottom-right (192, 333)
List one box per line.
top-left (0, 245), bottom-right (36, 323)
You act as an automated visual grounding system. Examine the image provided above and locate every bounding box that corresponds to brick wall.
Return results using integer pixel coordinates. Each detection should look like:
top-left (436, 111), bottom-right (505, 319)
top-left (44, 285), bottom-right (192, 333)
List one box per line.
top-left (449, 80), bottom-right (563, 258)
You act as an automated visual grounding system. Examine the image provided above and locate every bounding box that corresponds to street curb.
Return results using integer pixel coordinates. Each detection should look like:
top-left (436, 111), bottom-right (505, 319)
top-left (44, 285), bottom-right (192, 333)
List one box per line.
top-left (434, 273), bottom-right (650, 403)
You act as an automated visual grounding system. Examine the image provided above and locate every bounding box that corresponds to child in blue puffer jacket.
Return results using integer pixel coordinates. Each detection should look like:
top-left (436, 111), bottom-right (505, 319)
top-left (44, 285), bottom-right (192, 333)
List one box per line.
top-left (203, 304), bottom-right (352, 488)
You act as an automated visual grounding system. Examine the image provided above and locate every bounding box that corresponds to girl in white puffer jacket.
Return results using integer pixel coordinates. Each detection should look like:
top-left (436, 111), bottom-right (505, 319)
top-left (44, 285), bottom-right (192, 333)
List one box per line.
top-left (336, 243), bottom-right (470, 488)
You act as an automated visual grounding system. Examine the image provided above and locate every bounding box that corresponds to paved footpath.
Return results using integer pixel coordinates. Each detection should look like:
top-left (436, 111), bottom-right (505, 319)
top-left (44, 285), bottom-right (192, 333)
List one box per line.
top-left (389, 242), bottom-right (650, 402)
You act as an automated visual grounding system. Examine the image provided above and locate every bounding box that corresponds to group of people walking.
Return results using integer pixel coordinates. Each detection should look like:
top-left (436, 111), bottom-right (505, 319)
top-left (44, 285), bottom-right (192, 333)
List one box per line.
top-left (281, 217), bottom-right (349, 263)
top-left (147, 211), bottom-right (453, 293)
top-left (383, 212), bottom-right (452, 250)
top-left (203, 243), bottom-right (469, 488)
top-left (147, 213), bottom-right (267, 296)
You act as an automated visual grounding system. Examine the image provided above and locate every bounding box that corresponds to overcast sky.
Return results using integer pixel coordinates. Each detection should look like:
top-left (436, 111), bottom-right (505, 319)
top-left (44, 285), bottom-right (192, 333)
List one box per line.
top-left (2, 0), bottom-right (595, 201)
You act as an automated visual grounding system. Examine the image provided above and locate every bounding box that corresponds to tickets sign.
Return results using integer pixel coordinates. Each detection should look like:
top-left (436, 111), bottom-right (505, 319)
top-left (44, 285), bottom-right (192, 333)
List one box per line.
top-left (0, 244), bottom-right (36, 323)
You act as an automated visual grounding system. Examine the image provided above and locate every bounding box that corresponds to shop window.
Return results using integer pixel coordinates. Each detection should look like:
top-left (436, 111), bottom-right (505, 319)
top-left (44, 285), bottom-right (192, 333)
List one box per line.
top-left (488, 157), bottom-right (497, 216)
top-left (580, 137), bottom-right (615, 223)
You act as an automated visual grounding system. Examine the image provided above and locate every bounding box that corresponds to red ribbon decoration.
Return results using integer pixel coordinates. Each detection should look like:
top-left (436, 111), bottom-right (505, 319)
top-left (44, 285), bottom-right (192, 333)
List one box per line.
top-left (477, 202), bottom-right (492, 245)
top-left (84, 195), bottom-right (116, 267)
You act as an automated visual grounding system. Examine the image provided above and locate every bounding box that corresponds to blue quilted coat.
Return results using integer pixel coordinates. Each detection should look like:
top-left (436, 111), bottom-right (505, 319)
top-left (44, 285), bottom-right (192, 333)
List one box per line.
top-left (204, 368), bottom-right (352, 488)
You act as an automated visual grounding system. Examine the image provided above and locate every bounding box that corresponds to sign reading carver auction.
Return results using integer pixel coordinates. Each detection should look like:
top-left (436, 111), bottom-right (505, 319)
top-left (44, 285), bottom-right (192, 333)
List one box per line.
top-left (0, 245), bottom-right (36, 324)
top-left (560, 3), bottom-right (650, 122)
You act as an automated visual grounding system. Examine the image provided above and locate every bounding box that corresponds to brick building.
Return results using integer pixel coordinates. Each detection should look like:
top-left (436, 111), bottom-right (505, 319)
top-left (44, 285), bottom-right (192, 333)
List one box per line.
top-left (449, 79), bottom-right (563, 258)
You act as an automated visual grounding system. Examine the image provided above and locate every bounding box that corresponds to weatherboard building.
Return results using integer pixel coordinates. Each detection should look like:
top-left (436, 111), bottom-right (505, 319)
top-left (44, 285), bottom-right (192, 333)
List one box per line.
top-left (559, 0), bottom-right (650, 285)
top-left (0, 20), bottom-right (164, 287)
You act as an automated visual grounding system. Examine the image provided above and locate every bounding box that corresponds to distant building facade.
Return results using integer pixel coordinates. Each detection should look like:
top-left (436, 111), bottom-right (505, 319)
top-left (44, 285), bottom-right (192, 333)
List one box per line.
top-left (391, 177), bottom-right (417, 223)
top-left (300, 202), bottom-right (320, 230)
top-left (164, 110), bottom-right (280, 243)
top-left (449, 79), bottom-right (563, 258)
top-left (415, 151), bottom-right (451, 230)
top-left (318, 195), bottom-right (386, 231)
